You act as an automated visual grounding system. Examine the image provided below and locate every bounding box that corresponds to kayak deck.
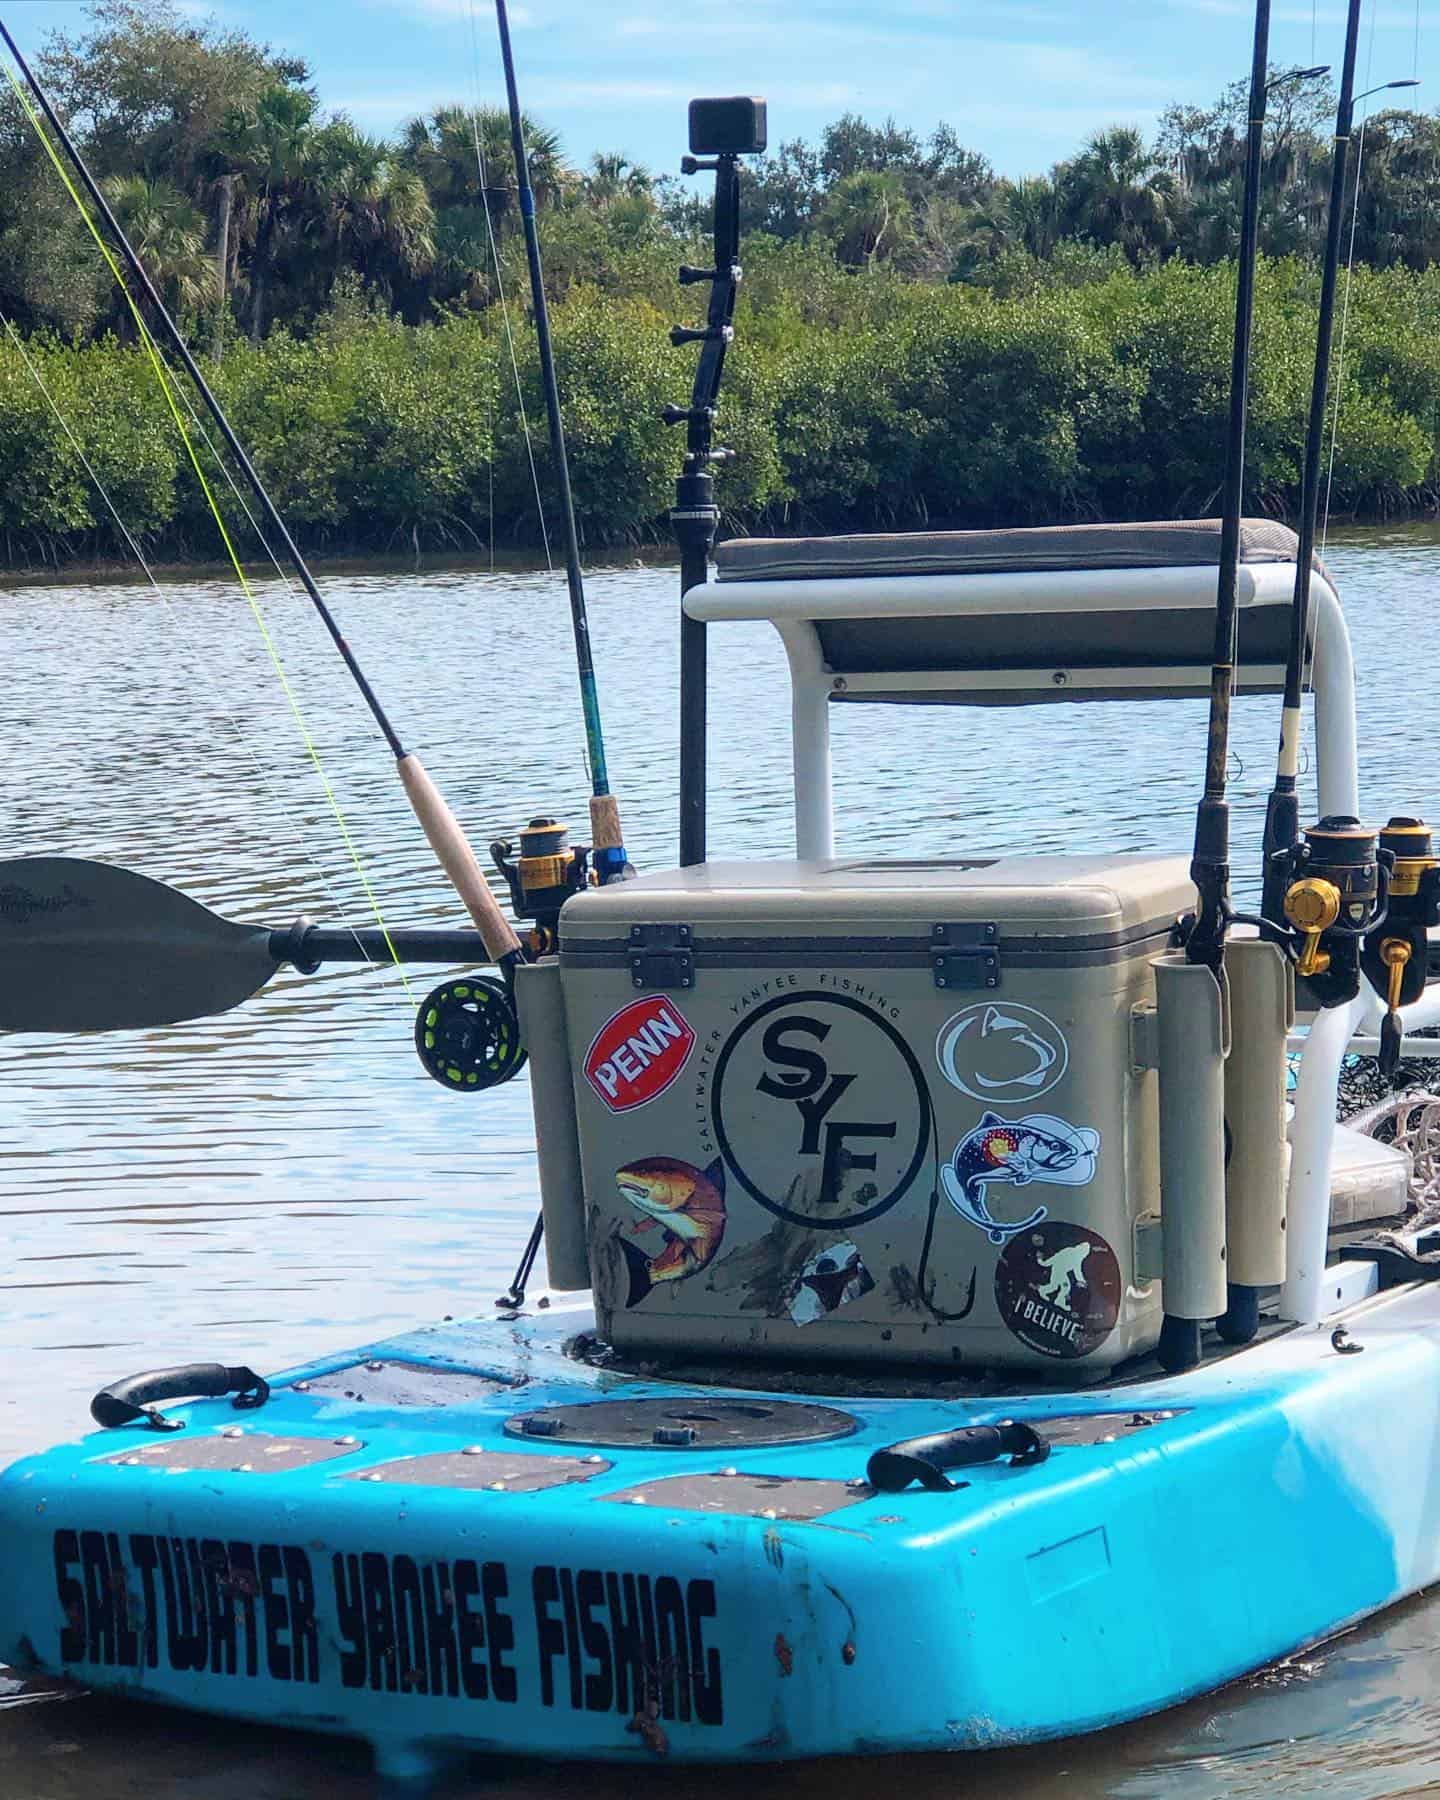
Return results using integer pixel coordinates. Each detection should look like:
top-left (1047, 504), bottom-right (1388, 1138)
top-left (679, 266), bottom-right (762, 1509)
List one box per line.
top-left (3, 1279), bottom-right (1440, 1772)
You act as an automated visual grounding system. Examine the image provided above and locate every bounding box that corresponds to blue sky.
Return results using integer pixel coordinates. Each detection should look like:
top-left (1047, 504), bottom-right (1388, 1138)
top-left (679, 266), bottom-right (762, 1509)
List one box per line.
top-left (2, 1), bottom-right (1434, 178)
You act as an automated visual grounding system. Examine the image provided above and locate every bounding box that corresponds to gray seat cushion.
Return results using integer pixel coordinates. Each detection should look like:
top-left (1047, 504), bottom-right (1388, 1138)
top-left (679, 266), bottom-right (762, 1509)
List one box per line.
top-left (714, 518), bottom-right (1308, 583)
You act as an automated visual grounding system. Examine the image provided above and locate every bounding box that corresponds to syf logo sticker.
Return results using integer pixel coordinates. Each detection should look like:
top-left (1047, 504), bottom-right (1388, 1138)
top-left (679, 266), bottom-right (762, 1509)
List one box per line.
top-left (711, 991), bottom-right (931, 1227)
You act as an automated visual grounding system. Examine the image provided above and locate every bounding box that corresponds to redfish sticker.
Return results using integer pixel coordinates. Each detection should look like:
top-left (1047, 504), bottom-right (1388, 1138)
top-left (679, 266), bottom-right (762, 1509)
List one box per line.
top-left (616, 1155), bottom-right (726, 1306)
top-left (585, 998), bottom-right (696, 1112)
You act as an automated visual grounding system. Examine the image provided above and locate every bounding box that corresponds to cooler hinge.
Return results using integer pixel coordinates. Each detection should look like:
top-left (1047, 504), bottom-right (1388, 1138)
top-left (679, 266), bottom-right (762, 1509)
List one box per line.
top-left (931, 922), bottom-right (1000, 991)
top-left (628, 922), bottom-right (694, 991)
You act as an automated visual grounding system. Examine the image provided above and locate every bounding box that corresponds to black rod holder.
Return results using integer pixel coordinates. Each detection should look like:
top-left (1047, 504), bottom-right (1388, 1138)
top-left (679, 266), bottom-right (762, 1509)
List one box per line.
top-left (667, 105), bottom-right (761, 868)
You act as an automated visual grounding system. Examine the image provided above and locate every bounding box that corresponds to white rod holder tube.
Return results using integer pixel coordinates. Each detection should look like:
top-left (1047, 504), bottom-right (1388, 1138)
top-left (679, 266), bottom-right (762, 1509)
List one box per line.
top-left (1224, 939), bottom-right (1294, 1287)
top-left (1280, 993), bottom-right (1366, 1323)
top-left (1154, 952), bottom-right (1229, 1321)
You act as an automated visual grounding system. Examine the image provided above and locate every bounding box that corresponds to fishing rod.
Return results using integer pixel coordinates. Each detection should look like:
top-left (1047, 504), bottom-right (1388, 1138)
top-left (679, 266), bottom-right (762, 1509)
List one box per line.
top-left (1160, 0), bottom-right (1279, 1376)
top-left (1185, 0), bottom-right (1274, 978)
top-left (1261, 12), bottom-right (1415, 921)
top-left (492, 0), bottom-right (629, 887)
top-left (0, 18), bottom-right (524, 982)
top-left (665, 98), bottom-right (766, 866)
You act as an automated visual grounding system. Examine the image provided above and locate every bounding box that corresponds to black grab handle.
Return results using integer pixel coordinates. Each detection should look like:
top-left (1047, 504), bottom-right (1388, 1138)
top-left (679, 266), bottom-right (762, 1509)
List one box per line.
top-left (866, 1420), bottom-right (1050, 1492)
top-left (91, 1363), bottom-right (270, 1431)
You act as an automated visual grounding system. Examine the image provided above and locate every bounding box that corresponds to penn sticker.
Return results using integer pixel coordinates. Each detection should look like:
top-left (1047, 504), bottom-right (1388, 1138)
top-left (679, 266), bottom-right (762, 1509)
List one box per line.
top-left (584, 998), bottom-right (696, 1112)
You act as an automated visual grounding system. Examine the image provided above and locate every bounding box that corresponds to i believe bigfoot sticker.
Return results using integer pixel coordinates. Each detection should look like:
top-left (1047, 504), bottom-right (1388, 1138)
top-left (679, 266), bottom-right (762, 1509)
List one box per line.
top-left (994, 1221), bottom-right (1121, 1359)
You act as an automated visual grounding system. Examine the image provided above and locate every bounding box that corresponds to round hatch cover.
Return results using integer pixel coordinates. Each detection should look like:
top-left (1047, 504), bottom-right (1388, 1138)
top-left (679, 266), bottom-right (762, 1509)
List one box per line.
top-left (503, 1396), bottom-right (858, 1449)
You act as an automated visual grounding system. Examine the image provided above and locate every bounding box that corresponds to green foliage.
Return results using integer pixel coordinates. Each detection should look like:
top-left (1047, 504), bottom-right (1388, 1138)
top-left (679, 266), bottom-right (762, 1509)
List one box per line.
top-left (7, 255), bottom-right (1440, 564)
top-left (10, 10), bottom-right (1440, 562)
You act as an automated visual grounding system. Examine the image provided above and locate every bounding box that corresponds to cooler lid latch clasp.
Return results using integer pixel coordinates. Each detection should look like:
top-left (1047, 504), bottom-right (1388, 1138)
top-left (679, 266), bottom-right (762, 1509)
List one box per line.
top-left (931, 922), bottom-right (1001, 991)
top-left (628, 922), bottom-right (695, 991)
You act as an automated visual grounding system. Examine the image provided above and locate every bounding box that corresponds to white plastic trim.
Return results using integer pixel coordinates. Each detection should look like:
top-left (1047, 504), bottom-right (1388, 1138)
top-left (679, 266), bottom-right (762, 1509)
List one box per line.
top-left (1281, 993), bottom-right (1367, 1325)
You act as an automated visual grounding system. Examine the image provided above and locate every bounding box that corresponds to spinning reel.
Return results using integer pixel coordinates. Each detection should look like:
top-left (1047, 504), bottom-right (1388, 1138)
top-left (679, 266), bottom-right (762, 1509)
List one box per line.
top-left (1273, 813), bottom-right (1440, 1076)
top-left (1362, 816), bottom-right (1440, 1074)
top-left (492, 816), bottom-right (592, 955)
top-left (1272, 816), bottom-right (1390, 1009)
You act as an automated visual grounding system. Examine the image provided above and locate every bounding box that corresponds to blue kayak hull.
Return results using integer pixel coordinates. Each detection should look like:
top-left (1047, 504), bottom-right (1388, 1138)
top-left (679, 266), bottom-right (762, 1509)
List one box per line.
top-left (2, 1280), bottom-right (1438, 1768)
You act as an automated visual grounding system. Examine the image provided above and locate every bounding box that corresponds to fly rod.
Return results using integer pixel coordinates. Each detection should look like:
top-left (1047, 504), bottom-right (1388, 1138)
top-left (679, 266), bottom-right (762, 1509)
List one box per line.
top-left (1186, 0), bottom-right (1273, 978)
top-left (493, 0), bottom-right (629, 884)
top-left (0, 17), bottom-right (523, 974)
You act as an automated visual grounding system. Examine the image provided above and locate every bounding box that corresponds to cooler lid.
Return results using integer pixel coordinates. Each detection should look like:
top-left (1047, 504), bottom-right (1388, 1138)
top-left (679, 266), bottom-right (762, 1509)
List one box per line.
top-left (561, 853), bottom-right (1193, 941)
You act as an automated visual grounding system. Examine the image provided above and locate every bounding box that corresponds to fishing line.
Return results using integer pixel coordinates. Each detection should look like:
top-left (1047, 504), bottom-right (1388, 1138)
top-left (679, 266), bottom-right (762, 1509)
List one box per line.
top-left (0, 306), bottom-right (391, 984)
top-left (1, 22), bottom-right (529, 985)
top-left (0, 55), bottom-right (417, 997)
top-left (465, 0), bottom-right (554, 573)
top-left (140, 347), bottom-right (474, 988)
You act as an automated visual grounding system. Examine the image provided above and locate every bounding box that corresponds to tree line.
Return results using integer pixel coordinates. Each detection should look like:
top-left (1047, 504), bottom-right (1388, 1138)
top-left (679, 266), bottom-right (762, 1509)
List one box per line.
top-left (4, 2), bottom-right (1440, 565)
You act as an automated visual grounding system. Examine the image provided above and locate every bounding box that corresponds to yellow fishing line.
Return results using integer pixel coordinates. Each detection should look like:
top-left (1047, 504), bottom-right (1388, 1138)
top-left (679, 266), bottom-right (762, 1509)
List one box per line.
top-left (3, 58), bottom-right (415, 1001)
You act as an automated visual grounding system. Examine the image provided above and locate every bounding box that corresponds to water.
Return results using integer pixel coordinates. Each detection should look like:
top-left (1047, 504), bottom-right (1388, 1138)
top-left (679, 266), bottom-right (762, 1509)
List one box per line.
top-left (3, 526), bottom-right (1440, 1795)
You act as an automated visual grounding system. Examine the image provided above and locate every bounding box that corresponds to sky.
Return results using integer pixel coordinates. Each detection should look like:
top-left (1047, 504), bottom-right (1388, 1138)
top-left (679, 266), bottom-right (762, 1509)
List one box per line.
top-left (1, 0), bottom-right (1436, 179)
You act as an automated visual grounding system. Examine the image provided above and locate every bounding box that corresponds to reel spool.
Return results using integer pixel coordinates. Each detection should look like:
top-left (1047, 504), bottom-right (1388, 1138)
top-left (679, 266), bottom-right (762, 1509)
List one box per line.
top-left (492, 816), bottom-right (591, 955)
top-left (414, 977), bottom-right (527, 1092)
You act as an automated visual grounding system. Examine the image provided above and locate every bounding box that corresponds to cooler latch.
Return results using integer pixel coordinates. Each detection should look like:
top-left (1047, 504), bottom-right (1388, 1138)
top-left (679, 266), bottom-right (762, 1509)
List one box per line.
top-left (931, 922), bottom-right (1001, 991)
top-left (628, 922), bottom-right (695, 990)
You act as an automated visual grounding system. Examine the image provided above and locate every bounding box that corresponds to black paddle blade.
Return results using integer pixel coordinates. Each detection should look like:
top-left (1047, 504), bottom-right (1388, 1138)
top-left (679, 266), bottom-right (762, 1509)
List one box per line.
top-left (0, 857), bottom-right (278, 1033)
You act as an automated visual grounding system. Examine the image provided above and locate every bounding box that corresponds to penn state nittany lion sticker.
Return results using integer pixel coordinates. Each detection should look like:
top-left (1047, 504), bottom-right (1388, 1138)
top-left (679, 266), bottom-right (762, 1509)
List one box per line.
top-left (994, 1221), bottom-right (1122, 1359)
top-left (934, 1002), bottom-right (1068, 1104)
top-left (940, 1111), bottom-right (1100, 1244)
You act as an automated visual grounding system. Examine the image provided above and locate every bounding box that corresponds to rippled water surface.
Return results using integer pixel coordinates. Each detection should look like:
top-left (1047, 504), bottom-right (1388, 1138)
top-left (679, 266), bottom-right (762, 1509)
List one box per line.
top-left (4, 527), bottom-right (1440, 1795)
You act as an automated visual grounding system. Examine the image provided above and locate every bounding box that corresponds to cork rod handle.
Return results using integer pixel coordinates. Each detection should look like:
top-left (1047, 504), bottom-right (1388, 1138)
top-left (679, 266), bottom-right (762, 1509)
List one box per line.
top-left (398, 754), bottom-right (522, 963)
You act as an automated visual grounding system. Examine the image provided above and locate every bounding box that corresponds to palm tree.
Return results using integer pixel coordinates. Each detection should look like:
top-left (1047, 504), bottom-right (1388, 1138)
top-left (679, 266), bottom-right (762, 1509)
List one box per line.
top-left (310, 122), bottom-right (436, 296)
top-left (585, 152), bottom-right (653, 211)
top-left (100, 175), bottom-right (212, 325)
top-left (401, 105), bottom-right (567, 228)
top-left (213, 83), bottom-right (321, 339)
top-left (818, 169), bottom-right (915, 268)
top-left (1062, 127), bottom-right (1178, 263)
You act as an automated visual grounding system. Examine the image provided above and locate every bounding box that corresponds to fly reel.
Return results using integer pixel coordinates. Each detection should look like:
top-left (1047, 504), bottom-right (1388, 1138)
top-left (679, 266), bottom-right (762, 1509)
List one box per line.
top-left (414, 977), bottom-right (527, 1092)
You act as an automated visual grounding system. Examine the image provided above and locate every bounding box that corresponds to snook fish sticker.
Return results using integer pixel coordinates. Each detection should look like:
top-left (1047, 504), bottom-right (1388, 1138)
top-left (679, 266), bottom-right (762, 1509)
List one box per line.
top-left (941, 1111), bottom-right (1100, 1245)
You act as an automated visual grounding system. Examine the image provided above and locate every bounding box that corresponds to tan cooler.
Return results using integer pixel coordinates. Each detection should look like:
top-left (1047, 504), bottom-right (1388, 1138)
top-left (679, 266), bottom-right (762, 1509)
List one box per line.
top-left (557, 853), bottom-right (1193, 1376)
